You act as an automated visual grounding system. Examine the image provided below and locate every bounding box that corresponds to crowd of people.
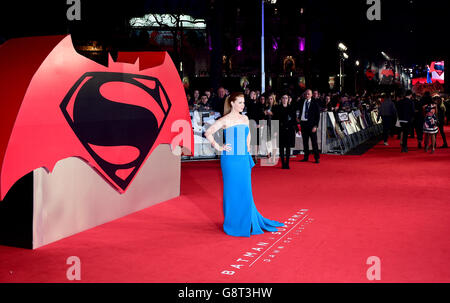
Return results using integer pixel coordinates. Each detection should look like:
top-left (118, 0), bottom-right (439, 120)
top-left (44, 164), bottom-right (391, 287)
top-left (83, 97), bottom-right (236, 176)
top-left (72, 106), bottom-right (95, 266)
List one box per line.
top-left (375, 90), bottom-right (448, 153)
top-left (186, 85), bottom-right (450, 163)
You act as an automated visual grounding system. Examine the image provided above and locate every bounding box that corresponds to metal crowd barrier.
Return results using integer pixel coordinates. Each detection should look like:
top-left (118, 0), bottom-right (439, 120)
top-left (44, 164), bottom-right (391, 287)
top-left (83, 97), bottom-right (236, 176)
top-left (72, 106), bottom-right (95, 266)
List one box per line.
top-left (321, 109), bottom-right (383, 154)
top-left (183, 108), bottom-right (383, 160)
top-left (187, 110), bottom-right (220, 159)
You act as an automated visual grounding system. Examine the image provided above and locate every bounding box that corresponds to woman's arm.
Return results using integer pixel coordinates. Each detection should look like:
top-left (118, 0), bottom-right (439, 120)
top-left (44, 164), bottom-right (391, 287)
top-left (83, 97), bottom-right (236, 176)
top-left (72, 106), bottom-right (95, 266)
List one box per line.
top-left (204, 118), bottom-right (231, 152)
top-left (244, 116), bottom-right (251, 153)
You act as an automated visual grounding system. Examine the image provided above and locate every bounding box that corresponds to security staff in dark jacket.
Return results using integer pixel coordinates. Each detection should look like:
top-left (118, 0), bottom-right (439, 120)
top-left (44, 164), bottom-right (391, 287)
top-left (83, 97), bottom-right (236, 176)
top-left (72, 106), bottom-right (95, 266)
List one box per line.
top-left (413, 94), bottom-right (425, 148)
top-left (397, 90), bottom-right (415, 152)
top-left (437, 96), bottom-right (448, 148)
top-left (297, 89), bottom-right (321, 163)
top-left (377, 93), bottom-right (397, 146)
top-left (273, 94), bottom-right (297, 169)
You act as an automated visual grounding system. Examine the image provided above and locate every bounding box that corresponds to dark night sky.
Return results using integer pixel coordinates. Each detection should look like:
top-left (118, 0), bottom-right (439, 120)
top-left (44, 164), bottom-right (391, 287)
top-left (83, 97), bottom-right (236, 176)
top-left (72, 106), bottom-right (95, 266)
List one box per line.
top-left (307, 0), bottom-right (449, 64)
top-left (0, 0), bottom-right (448, 65)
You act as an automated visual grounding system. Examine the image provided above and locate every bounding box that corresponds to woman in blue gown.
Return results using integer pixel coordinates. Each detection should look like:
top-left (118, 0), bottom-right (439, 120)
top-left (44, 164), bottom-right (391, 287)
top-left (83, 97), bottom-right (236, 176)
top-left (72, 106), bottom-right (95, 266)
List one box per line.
top-left (205, 92), bottom-right (284, 237)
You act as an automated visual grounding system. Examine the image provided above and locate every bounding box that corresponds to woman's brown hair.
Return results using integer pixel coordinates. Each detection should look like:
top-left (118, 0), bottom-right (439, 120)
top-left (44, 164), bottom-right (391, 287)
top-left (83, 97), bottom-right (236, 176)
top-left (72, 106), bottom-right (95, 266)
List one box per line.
top-left (223, 92), bottom-right (245, 115)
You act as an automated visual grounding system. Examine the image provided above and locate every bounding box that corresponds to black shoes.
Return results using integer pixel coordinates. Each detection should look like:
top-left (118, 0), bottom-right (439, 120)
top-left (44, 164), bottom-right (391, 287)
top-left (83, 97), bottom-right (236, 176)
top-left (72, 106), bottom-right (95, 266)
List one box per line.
top-left (401, 147), bottom-right (408, 153)
top-left (439, 144), bottom-right (448, 149)
top-left (300, 158), bottom-right (319, 163)
top-left (418, 142), bottom-right (422, 149)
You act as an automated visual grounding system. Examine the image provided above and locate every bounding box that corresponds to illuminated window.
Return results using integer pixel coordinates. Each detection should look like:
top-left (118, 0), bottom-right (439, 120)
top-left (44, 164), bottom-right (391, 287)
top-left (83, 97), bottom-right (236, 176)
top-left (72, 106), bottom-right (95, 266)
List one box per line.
top-left (130, 14), bottom-right (206, 29)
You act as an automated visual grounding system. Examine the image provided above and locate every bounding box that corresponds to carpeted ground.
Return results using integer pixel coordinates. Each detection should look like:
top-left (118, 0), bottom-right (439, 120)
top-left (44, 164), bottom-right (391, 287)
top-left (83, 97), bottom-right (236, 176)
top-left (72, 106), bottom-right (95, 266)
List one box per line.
top-left (0, 127), bottom-right (449, 283)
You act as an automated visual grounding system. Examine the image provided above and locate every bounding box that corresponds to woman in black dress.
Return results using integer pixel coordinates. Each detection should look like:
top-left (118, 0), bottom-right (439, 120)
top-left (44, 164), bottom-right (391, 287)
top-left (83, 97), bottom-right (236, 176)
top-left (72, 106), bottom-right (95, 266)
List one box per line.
top-left (422, 95), bottom-right (439, 153)
top-left (273, 93), bottom-right (298, 169)
top-left (264, 93), bottom-right (277, 159)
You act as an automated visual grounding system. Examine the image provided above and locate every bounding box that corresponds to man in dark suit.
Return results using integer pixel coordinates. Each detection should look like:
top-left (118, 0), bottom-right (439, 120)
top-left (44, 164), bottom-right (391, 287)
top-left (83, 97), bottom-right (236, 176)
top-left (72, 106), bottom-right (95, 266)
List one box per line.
top-left (298, 89), bottom-right (321, 163)
top-left (397, 90), bottom-right (415, 152)
top-left (312, 90), bottom-right (323, 108)
top-left (413, 94), bottom-right (424, 148)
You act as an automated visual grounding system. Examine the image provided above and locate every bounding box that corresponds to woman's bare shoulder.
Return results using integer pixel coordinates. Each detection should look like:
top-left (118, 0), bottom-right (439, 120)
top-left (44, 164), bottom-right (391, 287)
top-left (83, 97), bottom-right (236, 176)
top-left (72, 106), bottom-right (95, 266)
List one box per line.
top-left (216, 115), bottom-right (230, 128)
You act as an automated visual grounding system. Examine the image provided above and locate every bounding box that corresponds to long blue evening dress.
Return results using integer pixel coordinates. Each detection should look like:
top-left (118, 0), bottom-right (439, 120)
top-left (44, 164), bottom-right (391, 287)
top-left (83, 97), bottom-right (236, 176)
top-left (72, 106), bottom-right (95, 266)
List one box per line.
top-left (220, 124), bottom-right (284, 237)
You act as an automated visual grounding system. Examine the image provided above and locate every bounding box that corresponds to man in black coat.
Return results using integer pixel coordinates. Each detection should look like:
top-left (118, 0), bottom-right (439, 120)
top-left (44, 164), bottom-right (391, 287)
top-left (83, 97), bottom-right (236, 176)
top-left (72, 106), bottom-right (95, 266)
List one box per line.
top-left (397, 90), bottom-right (416, 152)
top-left (377, 93), bottom-right (397, 146)
top-left (210, 86), bottom-right (227, 116)
top-left (297, 89), bottom-right (321, 163)
top-left (413, 94), bottom-right (424, 148)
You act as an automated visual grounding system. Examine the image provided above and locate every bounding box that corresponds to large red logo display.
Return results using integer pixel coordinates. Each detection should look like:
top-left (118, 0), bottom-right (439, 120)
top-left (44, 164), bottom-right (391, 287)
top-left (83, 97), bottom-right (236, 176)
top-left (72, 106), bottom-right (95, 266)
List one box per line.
top-left (0, 35), bottom-right (193, 199)
top-left (412, 61), bottom-right (445, 86)
top-left (365, 69), bottom-right (376, 81)
top-left (60, 71), bottom-right (173, 191)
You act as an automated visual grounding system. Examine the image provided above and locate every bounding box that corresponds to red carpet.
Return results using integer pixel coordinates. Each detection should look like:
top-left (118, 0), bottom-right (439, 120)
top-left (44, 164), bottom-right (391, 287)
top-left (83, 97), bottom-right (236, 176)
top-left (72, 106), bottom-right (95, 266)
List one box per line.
top-left (1, 127), bottom-right (450, 283)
